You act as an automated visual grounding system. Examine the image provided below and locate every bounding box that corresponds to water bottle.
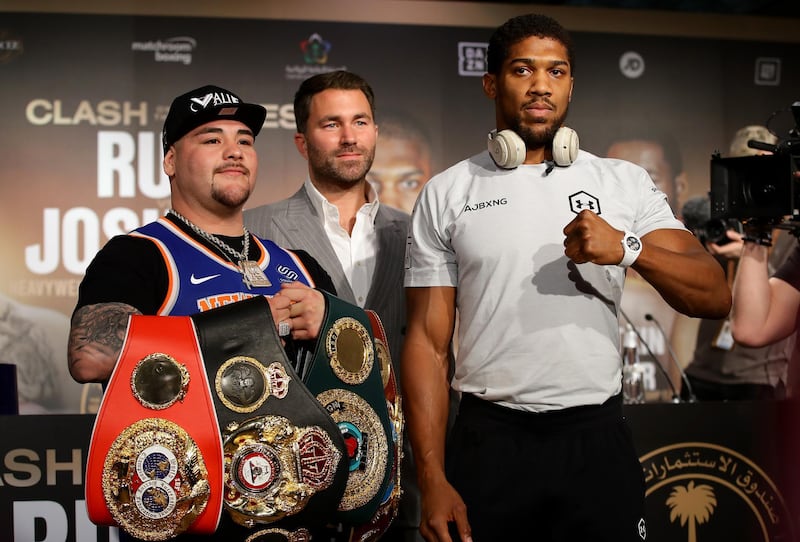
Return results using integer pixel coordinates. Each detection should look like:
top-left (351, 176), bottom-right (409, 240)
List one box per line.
top-left (621, 324), bottom-right (645, 404)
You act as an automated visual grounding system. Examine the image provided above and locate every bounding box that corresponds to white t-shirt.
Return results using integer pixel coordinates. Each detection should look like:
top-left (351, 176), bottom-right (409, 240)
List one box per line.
top-left (405, 150), bottom-right (685, 411)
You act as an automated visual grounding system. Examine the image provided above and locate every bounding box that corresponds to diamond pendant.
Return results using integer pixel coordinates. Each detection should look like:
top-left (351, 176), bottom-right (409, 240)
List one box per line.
top-left (240, 260), bottom-right (272, 289)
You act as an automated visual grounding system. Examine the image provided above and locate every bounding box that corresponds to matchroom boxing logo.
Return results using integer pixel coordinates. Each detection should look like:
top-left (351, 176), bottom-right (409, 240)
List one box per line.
top-left (131, 36), bottom-right (197, 65)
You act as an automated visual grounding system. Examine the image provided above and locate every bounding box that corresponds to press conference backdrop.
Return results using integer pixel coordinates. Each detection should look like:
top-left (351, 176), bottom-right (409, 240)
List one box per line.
top-left (1, 7), bottom-right (799, 412)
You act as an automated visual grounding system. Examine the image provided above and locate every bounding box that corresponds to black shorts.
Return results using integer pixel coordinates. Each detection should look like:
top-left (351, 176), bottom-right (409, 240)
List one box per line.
top-left (446, 393), bottom-right (646, 542)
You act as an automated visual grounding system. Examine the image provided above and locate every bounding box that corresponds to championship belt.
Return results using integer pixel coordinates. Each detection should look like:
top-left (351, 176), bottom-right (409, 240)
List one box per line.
top-left (87, 292), bottom-right (399, 540)
top-left (301, 291), bottom-right (397, 527)
top-left (190, 296), bottom-right (348, 530)
top-left (347, 309), bottom-right (404, 542)
top-left (85, 316), bottom-right (223, 540)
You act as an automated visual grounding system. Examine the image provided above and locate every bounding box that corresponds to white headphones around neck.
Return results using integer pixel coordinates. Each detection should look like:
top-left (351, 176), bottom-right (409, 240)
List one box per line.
top-left (487, 126), bottom-right (579, 169)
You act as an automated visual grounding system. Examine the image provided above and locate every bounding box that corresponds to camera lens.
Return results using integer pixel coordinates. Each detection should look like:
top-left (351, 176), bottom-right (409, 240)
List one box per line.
top-left (744, 181), bottom-right (779, 206)
top-left (702, 218), bottom-right (732, 245)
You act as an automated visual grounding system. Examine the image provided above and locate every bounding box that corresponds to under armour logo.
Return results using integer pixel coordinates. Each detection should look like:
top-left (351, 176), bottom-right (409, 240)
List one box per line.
top-left (569, 191), bottom-right (601, 215)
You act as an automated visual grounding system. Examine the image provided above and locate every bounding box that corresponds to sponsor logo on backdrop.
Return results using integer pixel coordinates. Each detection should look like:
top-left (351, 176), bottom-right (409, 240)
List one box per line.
top-left (0, 29), bottom-right (23, 64)
top-left (458, 42), bottom-right (487, 77)
top-left (131, 36), bottom-right (196, 65)
top-left (620, 51), bottom-right (645, 79)
top-left (285, 33), bottom-right (347, 80)
top-left (641, 443), bottom-right (794, 541)
top-left (755, 57), bottom-right (781, 86)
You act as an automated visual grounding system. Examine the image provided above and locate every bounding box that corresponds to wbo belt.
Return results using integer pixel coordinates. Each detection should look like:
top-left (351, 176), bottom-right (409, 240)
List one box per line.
top-left (86, 293), bottom-right (402, 541)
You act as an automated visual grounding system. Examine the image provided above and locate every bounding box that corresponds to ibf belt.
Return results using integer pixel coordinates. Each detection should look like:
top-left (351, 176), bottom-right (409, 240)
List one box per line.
top-left (191, 296), bottom-right (348, 530)
top-left (302, 291), bottom-right (397, 527)
top-left (85, 316), bottom-right (223, 540)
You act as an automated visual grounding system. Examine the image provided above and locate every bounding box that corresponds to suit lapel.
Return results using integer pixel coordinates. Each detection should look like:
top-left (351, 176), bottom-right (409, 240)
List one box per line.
top-left (366, 209), bottom-right (405, 307)
top-left (273, 187), bottom-right (356, 303)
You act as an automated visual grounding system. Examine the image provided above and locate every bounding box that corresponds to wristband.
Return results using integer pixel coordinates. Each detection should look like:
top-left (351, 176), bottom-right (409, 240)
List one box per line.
top-left (618, 231), bottom-right (642, 267)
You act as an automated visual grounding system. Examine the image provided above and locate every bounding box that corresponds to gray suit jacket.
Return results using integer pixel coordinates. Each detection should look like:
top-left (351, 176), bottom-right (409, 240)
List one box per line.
top-left (245, 186), bottom-right (421, 535)
top-left (244, 185), bottom-right (409, 372)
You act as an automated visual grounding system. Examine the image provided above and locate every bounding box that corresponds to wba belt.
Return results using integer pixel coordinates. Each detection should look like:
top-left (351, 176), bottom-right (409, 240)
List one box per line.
top-left (86, 293), bottom-right (402, 541)
top-left (192, 296), bottom-right (347, 530)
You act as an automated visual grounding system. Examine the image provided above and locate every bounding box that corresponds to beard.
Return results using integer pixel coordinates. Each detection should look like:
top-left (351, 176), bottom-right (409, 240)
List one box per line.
top-left (212, 185), bottom-right (250, 209)
top-left (508, 107), bottom-right (569, 150)
top-left (307, 143), bottom-right (375, 186)
top-left (211, 173), bottom-right (252, 209)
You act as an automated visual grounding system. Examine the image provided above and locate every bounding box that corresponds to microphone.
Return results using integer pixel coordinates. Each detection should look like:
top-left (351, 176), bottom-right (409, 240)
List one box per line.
top-left (680, 196), bottom-right (710, 235)
top-left (619, 308), bottom-right (681, 403)
top-left (544, 160), bottom-right (555, 176)
top-left (645, 313), bottom-right (697, 402)
top-left (747, 139), bottom-right (779, 154)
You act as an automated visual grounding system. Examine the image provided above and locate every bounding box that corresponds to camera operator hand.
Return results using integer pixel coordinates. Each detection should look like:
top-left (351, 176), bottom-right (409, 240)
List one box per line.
top-left (742, 218), bottom-right (777, 247)
top-left (708, 230), bottom-right (744, 259)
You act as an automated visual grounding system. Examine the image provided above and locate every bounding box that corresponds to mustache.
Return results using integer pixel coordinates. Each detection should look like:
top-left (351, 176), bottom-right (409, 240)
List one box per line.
top-left (521, 98), bottom-right (555, 110)
top-left (215, 162), bottom-right (250, 175)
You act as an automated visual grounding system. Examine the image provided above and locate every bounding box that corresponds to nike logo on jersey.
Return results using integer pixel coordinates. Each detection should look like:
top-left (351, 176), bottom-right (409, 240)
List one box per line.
top-left (190, 273), bottom-right (221, 285)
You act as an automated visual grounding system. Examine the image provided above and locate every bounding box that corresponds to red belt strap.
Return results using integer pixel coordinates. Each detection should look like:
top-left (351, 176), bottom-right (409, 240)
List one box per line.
top-left (85, 315), bottom-right (223, 536)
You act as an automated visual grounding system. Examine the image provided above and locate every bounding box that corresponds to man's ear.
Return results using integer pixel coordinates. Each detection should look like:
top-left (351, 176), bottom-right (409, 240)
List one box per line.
top-left (294, 133), bottom-right (308, 159)
top-left (163, 147), bottom-right (176, 177)
top-left (568, 78), bottom-right (574, 102)
top-left (482, 73), bottom-right (497, 99)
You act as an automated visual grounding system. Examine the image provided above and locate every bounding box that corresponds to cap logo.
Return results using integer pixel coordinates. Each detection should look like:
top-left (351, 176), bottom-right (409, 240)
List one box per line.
top-left (189, 91), bottom-right (241, 112)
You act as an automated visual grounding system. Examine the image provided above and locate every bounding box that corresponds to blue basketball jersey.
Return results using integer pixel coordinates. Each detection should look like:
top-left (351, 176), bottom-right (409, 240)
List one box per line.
top-left (132, 218), bottom-right (315, 315)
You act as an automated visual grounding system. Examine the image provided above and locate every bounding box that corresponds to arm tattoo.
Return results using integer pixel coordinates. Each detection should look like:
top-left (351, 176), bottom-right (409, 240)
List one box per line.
top-left (69, 302), bottom-right (142, 361)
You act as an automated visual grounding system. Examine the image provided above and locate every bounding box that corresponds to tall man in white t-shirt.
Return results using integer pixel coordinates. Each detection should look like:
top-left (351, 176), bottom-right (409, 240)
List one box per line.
top-left (402, 13), bottom-right (731, 542)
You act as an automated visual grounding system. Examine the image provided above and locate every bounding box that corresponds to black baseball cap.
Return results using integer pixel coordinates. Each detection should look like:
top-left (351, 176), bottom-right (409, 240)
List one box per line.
top-left (162, 85), bottom-right (267, 153)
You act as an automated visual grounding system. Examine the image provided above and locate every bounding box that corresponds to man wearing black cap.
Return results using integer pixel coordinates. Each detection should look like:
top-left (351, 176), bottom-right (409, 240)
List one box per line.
top-left (67, 87), bottom-right (342, 542)
top-left (68, 84), bottom-right (334, 384)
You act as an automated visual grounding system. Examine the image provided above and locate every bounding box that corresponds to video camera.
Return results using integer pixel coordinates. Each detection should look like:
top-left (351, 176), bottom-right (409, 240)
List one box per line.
top-left (709, 101), bottom-right (800, 234)
top-left (681, 196), bottom-right (742, 246)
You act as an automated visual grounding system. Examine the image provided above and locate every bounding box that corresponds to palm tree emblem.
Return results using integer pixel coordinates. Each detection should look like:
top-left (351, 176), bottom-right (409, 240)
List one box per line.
top-left (666, 481), bottom-right (717, 542)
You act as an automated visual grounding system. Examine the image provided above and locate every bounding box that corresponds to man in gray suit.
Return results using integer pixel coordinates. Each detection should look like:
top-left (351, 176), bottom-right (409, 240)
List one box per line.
top-left (244, 70), bottom-right (419, 542)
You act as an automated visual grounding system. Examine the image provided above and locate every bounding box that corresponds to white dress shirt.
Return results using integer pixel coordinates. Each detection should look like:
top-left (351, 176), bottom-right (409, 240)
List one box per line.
top-left (304, 178), bottom-right (379, 307)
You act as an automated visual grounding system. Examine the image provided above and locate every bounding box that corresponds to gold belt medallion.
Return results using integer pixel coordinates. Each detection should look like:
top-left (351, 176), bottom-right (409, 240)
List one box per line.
top-left (373, 337), bottom-right (392, 392)
top-left (131, 353), bottom-right (189, 410)
top-left (325, 317), bottom-right (374, 385)
top-left (317, 389), bottom-right (388, 511)
top-left (102, 418), bottom-right (210, 541)
top-left (215, 356), bottom-right (292, 413)
top-left (223, 416), bottom-right (341, 527)
top-left (244, 527), bottom-right (312, 542)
